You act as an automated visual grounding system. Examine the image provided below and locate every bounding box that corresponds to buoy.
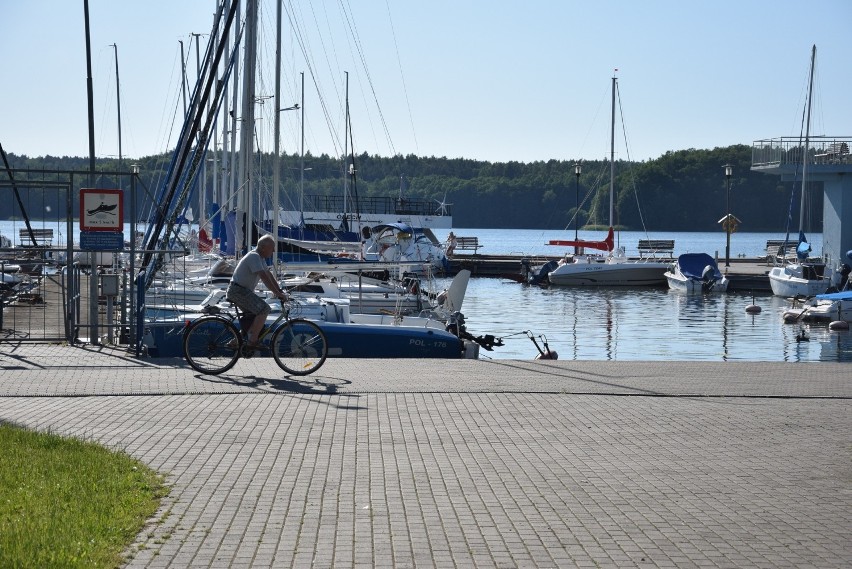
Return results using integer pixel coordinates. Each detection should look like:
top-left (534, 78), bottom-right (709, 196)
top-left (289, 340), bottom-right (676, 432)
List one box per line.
top-left (829, 320), bottom-right (849, 331)
top-left (745, 291), bottom-right (762, 314)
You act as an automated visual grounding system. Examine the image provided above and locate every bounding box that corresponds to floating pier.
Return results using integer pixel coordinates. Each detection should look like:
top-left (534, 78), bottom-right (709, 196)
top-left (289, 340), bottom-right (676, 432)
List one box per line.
top-left (447, 253), bottom-right (774, 291)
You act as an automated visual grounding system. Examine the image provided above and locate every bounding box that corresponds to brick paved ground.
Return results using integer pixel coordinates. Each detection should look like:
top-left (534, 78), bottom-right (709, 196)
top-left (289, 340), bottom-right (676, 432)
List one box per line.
top-left (1, 344), bottom-right (850, 568)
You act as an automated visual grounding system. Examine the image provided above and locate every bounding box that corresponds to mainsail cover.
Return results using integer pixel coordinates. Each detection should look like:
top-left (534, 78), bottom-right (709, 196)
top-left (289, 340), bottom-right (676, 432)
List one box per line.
top-left (547, 226), bottom-right (615, 252)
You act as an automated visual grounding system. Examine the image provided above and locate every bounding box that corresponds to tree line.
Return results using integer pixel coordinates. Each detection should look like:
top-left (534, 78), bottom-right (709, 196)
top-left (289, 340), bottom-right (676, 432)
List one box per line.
top-left (1, 144), bottom-right (821, 233)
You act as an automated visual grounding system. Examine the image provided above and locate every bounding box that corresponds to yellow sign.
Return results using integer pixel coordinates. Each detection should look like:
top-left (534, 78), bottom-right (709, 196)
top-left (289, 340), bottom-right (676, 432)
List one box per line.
top-left (719, 214), bottom-right (740, 234)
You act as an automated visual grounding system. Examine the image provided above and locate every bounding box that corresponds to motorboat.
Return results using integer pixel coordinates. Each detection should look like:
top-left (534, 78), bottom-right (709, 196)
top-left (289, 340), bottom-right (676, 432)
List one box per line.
top-left (363, 223), bottom-right (448, 275)
top-left (145, 262), bottom-right (461, 316)
top-left (547, 250), bottom-right (670, 287)
top-left (782, 290), bottom-right (852, 323)
top-left (665, 253), bottom-right (729, 293)
top-left (546, 228), bottom-right (669, 286)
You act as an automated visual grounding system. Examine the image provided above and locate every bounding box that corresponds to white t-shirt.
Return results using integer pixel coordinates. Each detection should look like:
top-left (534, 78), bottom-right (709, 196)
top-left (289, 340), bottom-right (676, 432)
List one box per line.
top-left (230, 250), bottom-right (268, 289)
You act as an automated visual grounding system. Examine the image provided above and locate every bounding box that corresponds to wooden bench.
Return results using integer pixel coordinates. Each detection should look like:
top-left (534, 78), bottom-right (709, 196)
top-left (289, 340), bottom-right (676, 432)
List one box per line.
top-left (455, 236), bottom-right (482, 254)
top-left (18, 228), bottom-right (54, 247)
top-left (765, 239), bottom-right (795, 265)
top-left (637, 239), bottom-right (674, 258)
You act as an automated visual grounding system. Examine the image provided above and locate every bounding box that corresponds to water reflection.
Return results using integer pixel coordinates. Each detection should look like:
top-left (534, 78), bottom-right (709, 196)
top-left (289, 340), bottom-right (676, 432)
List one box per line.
top-left (450, 278), bottom-right (852, 362)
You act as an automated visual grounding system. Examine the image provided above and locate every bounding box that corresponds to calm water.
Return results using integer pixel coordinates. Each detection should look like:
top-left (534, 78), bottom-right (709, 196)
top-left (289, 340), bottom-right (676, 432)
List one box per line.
top-left (433, 228), bottom-right (848, 363)
top-left (448, 280), bottom-right (851, 362)
top-left (3, 221), bottom-right (849, 362)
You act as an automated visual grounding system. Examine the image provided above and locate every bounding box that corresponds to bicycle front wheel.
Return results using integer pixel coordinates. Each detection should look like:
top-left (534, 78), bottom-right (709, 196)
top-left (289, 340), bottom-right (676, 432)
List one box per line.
top-left (271, 318), bottom-right (328, 375)
top-left (183, 317), bottom-right (241, 374)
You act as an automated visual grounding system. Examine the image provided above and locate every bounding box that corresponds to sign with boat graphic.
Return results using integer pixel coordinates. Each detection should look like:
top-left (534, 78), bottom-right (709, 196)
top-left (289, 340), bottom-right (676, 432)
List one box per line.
top-left (80, 189), bottom-right (123, 231)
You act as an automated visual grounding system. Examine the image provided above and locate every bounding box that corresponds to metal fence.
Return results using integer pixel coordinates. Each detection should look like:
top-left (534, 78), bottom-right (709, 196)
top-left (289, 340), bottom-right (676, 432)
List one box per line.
top-left (752, 136), bottom-right (852, 168)
top-left (1, 169), bottom-right (139, 348)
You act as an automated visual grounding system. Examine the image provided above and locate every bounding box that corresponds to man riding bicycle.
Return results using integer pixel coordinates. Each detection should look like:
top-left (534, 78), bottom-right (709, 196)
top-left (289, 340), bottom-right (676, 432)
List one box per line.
top-left (226, 235), bottom-right (289, 349)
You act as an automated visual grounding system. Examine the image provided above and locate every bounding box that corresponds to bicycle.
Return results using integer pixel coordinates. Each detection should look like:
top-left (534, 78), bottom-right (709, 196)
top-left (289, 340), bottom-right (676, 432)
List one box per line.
top-left (182, 298), bottom-right (328, 376)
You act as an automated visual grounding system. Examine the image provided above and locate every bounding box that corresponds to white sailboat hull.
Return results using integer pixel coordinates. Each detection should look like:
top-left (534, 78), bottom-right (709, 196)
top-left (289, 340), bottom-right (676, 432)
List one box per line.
top-left (768, 265), bottom-right (830, 297)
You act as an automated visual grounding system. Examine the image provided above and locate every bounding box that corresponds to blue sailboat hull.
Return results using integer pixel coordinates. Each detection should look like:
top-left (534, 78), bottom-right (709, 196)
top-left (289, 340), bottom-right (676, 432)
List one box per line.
top-left (142, 320), bottom-right (464, 359)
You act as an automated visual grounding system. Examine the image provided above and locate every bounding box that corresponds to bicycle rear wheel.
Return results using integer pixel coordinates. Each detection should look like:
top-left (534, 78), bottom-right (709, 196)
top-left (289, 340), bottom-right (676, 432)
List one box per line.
top-left (183, 317), bottom-right (241, 374)
top-left (271, 318), bottom-right (328, 375)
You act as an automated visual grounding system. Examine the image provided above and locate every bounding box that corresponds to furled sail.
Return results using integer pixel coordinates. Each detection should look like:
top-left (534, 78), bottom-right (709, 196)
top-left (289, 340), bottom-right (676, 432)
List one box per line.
top-left (547, 226), bottom-right (615, 252)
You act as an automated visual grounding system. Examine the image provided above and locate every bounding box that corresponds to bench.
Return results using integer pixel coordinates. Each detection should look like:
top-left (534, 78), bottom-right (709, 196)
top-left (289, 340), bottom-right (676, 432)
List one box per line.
top-left (455, 236), bottom-right (482, 254)
top-left (815, 141), bottom-right (849, 163)
top-left (18, 228), bottom-right (54, 247)
top-left (637, 239), bottom-right (674, 258)
top-left (765, 239), bottom-right (796, 265)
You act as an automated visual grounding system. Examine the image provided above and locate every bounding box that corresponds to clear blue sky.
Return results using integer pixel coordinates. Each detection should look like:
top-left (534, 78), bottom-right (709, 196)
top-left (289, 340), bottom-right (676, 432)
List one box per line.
top-left (3, 0), bottom-right (851, 164)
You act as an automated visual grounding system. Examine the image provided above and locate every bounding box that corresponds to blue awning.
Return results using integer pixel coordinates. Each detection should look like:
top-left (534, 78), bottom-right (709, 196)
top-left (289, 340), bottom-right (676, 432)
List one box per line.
top-left (815, 290), bottom-right (852, 301)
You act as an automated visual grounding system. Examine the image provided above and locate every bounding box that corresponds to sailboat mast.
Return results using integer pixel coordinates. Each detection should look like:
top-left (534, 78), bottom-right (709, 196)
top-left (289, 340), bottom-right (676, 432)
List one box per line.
top-left (226, 0), bottom-right (240, 253)
top-left (343, 71), bottom-right (350, 224)
top-left (237, 0), bottom-right (258, 253)
top-left (111, 44), bottom-right (122, 168)
top-left (799, 45), bottom-right (816, 232)
top-left (300, 71), bottom-right (305, 219)
top-left (609, 74), bottom-right (616, 228)
top-left (272, 0), bottom-right (282, 273)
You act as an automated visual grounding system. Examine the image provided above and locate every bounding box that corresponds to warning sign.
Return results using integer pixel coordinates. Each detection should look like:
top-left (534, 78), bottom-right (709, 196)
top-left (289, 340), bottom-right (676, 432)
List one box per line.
top-left (80, 189), bottom-right (123, 231)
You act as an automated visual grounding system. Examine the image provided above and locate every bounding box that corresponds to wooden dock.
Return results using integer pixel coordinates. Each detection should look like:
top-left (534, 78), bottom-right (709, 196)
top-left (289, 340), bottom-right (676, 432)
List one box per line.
top-left (448, 253), bottom-right (774, 291)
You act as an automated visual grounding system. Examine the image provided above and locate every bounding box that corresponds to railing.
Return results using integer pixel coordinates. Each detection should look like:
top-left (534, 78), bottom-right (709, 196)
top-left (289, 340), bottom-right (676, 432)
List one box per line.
top-left (752, 136), bottom-right (852, 168)
top-left (300, 194), bottom-right (450, 217)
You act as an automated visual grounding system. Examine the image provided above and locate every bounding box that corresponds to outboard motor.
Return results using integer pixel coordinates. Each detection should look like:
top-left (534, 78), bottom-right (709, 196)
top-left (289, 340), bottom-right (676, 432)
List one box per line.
top-left (520, 259), bottom-right (533, 283)
top-left (531, 260), bottom-right (559, 286)
top-left (701, 264), bottom-right (717, 292)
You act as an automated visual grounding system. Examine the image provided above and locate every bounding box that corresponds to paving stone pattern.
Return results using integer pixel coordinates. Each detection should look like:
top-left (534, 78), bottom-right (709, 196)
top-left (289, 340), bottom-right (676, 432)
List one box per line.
top-left (1, 345), bottom-right (850, 568)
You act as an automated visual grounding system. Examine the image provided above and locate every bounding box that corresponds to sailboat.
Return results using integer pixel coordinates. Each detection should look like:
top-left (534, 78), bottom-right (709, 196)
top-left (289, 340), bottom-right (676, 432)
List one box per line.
top-left (546, 75), bottom-right (669, 287)
top-left (768, 45), bottom-right (831, 298)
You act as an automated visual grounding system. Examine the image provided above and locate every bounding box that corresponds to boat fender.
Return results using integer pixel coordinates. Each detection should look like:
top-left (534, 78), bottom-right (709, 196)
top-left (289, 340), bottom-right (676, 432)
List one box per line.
top-left (829, 320), bottom-right (849, 331)
top-left (782, 311), bottom-right (799, 323)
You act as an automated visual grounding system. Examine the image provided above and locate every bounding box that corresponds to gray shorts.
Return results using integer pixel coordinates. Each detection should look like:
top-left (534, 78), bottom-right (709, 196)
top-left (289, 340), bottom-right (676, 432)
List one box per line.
top-left (226, 283), bottom-right (271, 317)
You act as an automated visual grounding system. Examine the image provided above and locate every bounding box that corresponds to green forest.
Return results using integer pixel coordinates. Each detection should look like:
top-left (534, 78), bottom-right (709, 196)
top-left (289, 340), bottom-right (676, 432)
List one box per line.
top-left (1, 144), bottom-right (819, 233)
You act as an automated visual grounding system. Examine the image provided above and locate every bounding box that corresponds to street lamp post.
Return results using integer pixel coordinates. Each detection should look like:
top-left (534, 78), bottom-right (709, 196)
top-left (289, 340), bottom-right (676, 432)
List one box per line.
top-left (574, 163), bottom-right (582, 254)
top-left (724, 164), bottom-right (732, 268)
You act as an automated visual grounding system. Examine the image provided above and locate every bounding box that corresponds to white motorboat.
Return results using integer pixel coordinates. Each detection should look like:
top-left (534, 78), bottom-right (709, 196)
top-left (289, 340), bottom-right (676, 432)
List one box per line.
top-left (665, 253), bottom-right (729, 293)
top-left (363, 223), bottom-right (448, 275)
top-left (547, 228), bottom-right (669, 287)
top-left (782, 290), bottom-right (852, 323)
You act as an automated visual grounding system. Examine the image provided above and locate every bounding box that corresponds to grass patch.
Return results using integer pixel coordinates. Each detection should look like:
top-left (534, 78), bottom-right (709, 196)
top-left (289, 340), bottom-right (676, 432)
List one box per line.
top-left (0, 423), bottom-right (166, 568)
